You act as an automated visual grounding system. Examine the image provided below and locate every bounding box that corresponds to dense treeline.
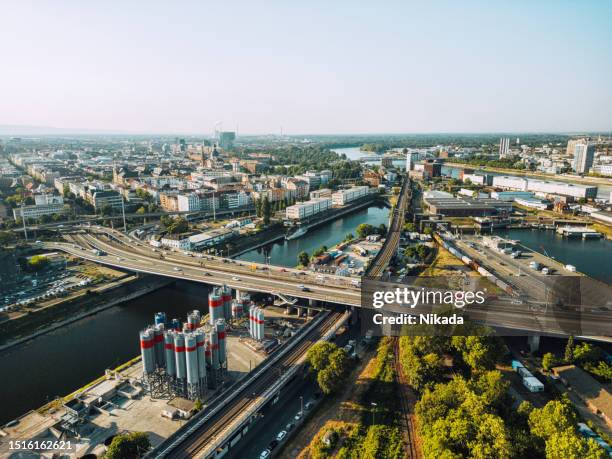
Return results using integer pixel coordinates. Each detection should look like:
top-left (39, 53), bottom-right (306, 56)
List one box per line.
top-left (399, 328), bottom-right (607, 458)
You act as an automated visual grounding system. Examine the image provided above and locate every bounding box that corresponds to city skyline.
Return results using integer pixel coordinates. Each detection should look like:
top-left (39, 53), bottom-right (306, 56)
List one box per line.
top-left (1, 1), bottom-right (611, 134)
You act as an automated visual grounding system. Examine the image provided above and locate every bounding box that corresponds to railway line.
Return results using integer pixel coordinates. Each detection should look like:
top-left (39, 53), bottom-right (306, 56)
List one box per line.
top-left (392, 337), bottom-right (420, 459)
top-left (152, 310), bottom-right (344, 458)
top-left (367, 177), bottom-right (412, 278)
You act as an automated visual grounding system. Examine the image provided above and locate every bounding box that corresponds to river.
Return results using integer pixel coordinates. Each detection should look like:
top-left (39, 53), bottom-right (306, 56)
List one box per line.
top-left (0, 281), bottom-right (211, 424)
top-left (236, 205), bottom-right (390, 267)
top-left (497, 228), bottom-right (612, 283)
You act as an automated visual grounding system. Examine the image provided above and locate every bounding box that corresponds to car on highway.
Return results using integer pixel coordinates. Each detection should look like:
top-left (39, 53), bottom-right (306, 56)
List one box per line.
top-left (304, 401), bottom-right (314, 410)
top-left (285, 422), bottom-right (295, 431)
top-left (294, 411), bottom-right (303, 421)
top-left (232, 276), bottom-right (240, 281)
top-left (259, 449), bottom-right (271, 459)
top-left (173, 267), bottom-right (182, 272)
top-left (276, 430), bottom-right (287, 441)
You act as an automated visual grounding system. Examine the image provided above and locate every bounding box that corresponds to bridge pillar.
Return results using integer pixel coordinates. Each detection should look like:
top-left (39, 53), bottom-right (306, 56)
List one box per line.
top-left (296, 307), bottom-right (303, 317)
top-left (309, 299), bottom-right (318, 308)
top-left (306, 308), bottom-right (315, 317)
top-left (527, 335), bottom-right (541, 353)
top-left (285, 306), bottom-right (295, 315)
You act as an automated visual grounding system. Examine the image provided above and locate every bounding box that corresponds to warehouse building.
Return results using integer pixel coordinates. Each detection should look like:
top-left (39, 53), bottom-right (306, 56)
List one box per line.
top-left (424, 196), bottom-right (512, 217)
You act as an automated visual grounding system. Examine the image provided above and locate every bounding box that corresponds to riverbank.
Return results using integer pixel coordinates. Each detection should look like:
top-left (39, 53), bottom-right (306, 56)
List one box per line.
top-left (0, 274), bottom-right (174, 350)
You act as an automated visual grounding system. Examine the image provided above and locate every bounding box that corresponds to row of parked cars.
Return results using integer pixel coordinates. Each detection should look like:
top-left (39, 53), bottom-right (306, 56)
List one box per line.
top-left (259, 400), bottom-right (315, 458)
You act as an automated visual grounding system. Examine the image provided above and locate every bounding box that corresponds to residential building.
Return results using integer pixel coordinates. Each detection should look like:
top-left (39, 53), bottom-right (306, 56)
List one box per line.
top-left (286, 198), bottom-right (332, 220)
top-left (331, 186), bottom-right (369, 206)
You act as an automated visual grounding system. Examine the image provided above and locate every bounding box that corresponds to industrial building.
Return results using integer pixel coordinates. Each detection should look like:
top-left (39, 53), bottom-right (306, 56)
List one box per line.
top-left (492, 176), bottom-right (598, 199)
top-left (188, 228), bottom-right (235, 249)
top-left (514, 197), bottom-right (551, 210)
top-left (331, 186), bottom-right (369, 206)
top-left (491, 191), bottom-right (534, 201)
top-left (424, 196), bottom-right (512, 217)
top-left (285, 197), bottom-right (332, 220)
top-left (140, 307), bottom-right (230, 401)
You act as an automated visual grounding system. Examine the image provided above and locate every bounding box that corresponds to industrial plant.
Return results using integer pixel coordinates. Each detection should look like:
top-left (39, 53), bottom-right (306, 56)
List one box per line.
top-left (139, 285), bottom-right (259, 402)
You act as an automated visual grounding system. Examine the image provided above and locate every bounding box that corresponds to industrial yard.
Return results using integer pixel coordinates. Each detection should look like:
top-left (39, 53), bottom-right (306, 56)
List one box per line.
top-left (0, 284), bottom-right (312, 457)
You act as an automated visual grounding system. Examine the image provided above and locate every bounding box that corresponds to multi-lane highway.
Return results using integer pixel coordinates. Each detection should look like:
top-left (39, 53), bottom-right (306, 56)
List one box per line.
top-left (45, 227), bottom-right (363, 307)
top-left (44, 223), bottom-right (611, 339)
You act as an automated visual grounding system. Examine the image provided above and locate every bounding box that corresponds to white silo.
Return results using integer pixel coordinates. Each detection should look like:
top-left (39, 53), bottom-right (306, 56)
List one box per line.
top-left (249, 306), bottom-right (258, 339)
top-left (257, 309), bottom-right (265, 341)
top-left (195, 330), bottom-right (207, 386)
top-left (216, 319), bottom-right (227, 367)
top-left (154, 323), bottom-right (165, 368)
top-left (140, 328), bottom-right (156, 374)
top-left (210, 330), bottom-right (220, 371)
top-left (209, 290), bottom-right (223, 325)
top-left (164, 331), bottom-right (176, 377)
top-left (174, 333), bottom-right (187, 381)
top-left (185, 333), bottom-right (199, 385)
top-left (221, 286), bottom-right (232, 320)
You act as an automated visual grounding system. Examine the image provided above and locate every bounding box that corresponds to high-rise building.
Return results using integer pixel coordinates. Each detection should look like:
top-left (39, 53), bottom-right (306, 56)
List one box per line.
top-left (498, 137), bottom-right (510, 158)
top-left (572, 141), bottom-right (595, 174)
top-left (406, 151), bottom-right (417, 172)
top-left (219, 131), bottom-right (236, 150)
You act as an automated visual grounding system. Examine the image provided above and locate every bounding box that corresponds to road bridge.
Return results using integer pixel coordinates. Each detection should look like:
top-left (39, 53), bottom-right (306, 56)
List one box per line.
top-left (42, 225), bottom-right (611, 340)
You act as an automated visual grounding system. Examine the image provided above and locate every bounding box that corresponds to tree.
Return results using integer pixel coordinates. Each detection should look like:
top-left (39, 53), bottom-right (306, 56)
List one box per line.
top-left (451, 335), bottom-right (505, 371)
top-left (542, 352), bottom-right (558, 372)
top-left (403, 222), bottom-right (416, 232)
top-left (564, 336), bottom-right (575, 363)
top-left (307, 342), bottom-right (349, 394)
top-left (298, 251), bottom-right (310, 267)
top-left (573, 342), bottom-right (602, 365)
top-left (194, 398), bottom-right (203, 412)
top-left (377, 223), bottom-right (387, 235)
top-left (166, 216), bottom-right (188, 234)
top-left (356, 223), bottom-right (376, 238)
top-left (27, 255), bottom-right (49, 271)
top-left (262, 196), bottom-right (271, 225)
top-left (105, 432), bottom-right (150, 459)
top-left (306, 342), bottom-right (337, 371)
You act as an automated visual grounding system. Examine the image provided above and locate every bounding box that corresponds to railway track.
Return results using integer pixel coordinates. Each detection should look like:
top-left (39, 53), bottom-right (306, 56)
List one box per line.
top-left (367, 177), bottom-right (412, 278)
top-left (157, 311), bottom-right (344, 458)
top-left (391, 337), bottom-right (420, 459)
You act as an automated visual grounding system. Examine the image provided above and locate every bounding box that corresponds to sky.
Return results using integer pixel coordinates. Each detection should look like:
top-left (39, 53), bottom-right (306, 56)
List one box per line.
top-left (1, 1), bottom-right (611, 135)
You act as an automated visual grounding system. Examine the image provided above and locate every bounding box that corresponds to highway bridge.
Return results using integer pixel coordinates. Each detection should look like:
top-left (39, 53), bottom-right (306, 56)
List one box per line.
top-left (45, 228), bottom-right (362, 307)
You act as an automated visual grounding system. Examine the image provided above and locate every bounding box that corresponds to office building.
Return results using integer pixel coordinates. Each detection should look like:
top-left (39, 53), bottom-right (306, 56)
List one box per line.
top-left (572, 141), bottom-right (595, 174)
top-left (499, 137), bottom-right (510, 158)
top-left (218, 132), bottom-right (236, 150)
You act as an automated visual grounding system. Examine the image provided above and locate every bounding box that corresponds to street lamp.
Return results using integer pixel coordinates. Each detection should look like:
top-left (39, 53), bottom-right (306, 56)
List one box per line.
top-left (371, 402), bottom-right (377, 425)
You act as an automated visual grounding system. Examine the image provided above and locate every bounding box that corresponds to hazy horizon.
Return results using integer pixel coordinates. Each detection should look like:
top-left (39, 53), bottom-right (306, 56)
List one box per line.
top-left (1, 1), bottom-right (611, 134)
